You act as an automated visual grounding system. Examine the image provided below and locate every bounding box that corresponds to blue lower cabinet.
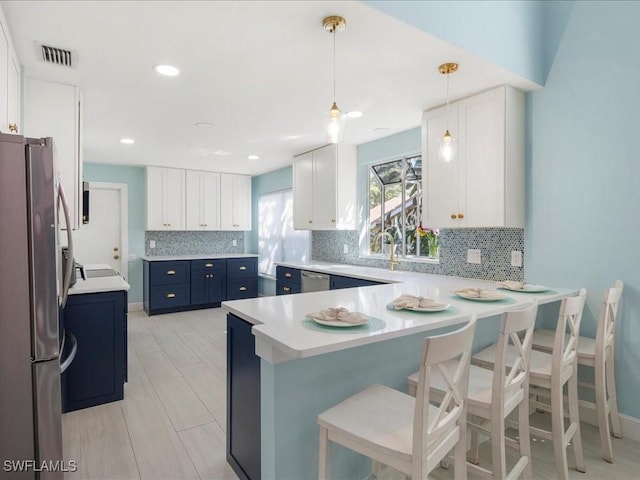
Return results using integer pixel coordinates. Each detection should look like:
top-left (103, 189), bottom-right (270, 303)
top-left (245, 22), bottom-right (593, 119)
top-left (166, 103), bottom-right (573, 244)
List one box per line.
top-left (62, 290), bottom-right (127, 413)
top-left (227, 313), bottom-right (260, 480)
top-left (275, 266), bottom-right (301, 295)
top-left (330, 275), bottom-right (384, 290)
top-left (227, 278), bottom-right (258, 301)
top-left (191, 269), bottom-right (225, 306)
top-left (276, 281), bottom-right (301, 295)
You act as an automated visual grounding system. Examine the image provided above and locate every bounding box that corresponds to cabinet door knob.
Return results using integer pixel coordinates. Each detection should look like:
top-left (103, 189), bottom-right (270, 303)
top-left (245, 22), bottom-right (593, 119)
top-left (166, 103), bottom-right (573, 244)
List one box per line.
top-left (331, 219), bottom-right (336, 223)
top-left (308, 220), bottom-right (312, 224)
top-left (451, 214), bottom-right (457, 219)
top-left (283, 286), bottom-right (291, 292)
top-left (284, 272), bottom-right (292, 278)
top-left (239, 266), bottom-right (247, 271)
top-left (166, 293), bottom-right (176, 298)
top-left (458, 213), bottom-right (464, 219)
top-left (8, 123), bottom-right (18, 133)
top-left (239, 286), bottom-right (247, 291)
top-left (205, 263), bottom-right (214, 268)
top-left (114, 255), bottom-right (120, 259)
top-left (167, 270), bottom-right (176, 275)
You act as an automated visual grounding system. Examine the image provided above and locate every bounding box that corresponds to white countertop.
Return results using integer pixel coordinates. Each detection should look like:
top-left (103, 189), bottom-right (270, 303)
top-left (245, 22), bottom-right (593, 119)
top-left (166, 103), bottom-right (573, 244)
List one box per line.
top-left (142, 254), bottom-right (258, 261)
top-left (222, 265), bottom-right (577, 364)
top-left (68, 264), bottom-right (130, 295)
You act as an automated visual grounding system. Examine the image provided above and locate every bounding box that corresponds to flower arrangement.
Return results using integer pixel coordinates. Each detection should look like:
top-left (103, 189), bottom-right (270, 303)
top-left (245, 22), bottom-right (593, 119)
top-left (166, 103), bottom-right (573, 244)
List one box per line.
top-left (417, 225), bottom-right (440, 258)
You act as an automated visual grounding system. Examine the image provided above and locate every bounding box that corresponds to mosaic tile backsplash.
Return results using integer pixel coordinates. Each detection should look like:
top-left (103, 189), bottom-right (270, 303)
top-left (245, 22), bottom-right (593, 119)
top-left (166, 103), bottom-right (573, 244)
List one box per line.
top-left (312, 228), bottom-right (524, 281)
top-left (145, 231), bottom-right (244, 256)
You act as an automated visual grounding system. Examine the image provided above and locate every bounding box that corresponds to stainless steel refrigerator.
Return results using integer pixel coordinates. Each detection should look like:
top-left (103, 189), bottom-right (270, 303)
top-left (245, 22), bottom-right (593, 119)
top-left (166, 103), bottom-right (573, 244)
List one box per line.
top-left (1, 133), bottom-right (75, 479)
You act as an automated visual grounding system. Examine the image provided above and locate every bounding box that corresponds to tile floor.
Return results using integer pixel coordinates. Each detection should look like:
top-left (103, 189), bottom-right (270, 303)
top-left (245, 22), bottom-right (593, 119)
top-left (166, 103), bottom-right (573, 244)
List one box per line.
top-left (62, 308), bottom-right (640, 479)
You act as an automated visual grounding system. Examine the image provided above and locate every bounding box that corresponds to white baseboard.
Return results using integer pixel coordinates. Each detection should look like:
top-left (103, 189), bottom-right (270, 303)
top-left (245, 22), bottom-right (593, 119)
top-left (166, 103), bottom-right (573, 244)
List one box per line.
top-left (128, 302), bottom-right (143, 312)
top-left (579, 405), bottom-right (640, 442)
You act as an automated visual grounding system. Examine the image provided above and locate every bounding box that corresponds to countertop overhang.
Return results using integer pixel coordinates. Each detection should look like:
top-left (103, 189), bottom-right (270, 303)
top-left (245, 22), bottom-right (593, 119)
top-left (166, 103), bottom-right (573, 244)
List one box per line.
top-left (222, 261), bottom-right (577, 364)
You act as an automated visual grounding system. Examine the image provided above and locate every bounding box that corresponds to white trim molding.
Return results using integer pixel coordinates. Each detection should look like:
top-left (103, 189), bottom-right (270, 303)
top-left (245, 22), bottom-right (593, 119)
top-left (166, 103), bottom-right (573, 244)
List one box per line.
top-left (128, 302), bottom-right (144, 312)
top-left (579, 407), bottom-right (640, 443)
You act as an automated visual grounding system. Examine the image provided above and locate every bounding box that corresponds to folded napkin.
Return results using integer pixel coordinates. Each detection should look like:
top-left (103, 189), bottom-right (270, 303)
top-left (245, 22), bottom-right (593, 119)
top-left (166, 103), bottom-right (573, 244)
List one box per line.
top-left (308, 307), bottom-right (368, 324)
top-left (389, 294), bottom-right (445, 310)
top-left (455, 288), bottom-right (503, 299)
top-left (496, 280), bottom-right (525, 290)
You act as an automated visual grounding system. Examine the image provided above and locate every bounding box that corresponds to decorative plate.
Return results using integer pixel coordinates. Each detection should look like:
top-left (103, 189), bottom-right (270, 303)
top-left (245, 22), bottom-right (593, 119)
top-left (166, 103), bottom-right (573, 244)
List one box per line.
top-left (455, 291), bottom-right (506, 302)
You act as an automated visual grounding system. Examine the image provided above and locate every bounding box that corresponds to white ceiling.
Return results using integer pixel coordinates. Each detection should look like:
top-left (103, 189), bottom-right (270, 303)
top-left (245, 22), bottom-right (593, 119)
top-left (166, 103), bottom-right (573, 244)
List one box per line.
top-left (3, 1), bottom-right (539, 176)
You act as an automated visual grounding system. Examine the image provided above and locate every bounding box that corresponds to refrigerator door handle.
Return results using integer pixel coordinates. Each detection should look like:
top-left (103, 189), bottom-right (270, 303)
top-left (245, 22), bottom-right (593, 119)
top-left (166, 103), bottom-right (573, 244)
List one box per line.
top-left (60, 331), bottom-right (77, 374)
top-left (58, 182), bottom-right (74, 307)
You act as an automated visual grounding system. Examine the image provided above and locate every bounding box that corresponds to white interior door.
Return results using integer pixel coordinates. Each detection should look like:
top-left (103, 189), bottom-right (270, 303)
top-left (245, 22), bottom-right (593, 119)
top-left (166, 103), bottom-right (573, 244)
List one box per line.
top-left (73, 182), bottom-right (128, 278)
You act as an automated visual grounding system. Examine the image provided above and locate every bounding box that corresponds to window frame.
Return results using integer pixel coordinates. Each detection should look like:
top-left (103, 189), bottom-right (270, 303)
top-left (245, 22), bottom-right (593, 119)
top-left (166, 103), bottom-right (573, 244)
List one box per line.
top-left (364, 153), bottom-right (433, 261)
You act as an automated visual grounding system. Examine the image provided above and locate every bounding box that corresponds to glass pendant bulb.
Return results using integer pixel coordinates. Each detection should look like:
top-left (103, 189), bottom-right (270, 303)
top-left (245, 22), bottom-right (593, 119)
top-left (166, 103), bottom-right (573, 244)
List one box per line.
top-left (438, 129), bottom-right (456, 162)
top-left (326, 101), bottom-right (345, 144)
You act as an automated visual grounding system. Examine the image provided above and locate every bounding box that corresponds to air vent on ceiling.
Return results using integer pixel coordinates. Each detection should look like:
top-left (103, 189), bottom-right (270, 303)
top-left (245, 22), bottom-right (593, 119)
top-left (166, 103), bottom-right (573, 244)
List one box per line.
top-left (41, 44), bottom-right (74, 67)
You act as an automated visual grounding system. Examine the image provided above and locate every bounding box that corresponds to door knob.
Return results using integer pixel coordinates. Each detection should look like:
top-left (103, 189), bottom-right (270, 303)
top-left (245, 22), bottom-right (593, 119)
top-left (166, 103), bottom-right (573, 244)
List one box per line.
top-left (114, 247), bottom-right (119, 251)
top-left (114, 255), bottom-right (120, 259)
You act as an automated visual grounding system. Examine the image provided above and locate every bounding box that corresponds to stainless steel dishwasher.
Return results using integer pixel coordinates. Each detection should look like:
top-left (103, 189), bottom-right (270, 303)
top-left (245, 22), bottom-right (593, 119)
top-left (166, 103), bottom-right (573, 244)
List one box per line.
top-left (301, 271), bottom-right (330, 292)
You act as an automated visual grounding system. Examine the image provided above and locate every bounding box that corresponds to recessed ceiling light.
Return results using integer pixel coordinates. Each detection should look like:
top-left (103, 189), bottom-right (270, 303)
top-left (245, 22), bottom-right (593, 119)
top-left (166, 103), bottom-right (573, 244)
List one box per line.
top-left (374, 127), bottom-right (390, 133)
top-left (195, 121), bottom-right (213, 128)
top-left (247, 155), bottom-right (259, 160)
top-left (120, 138), bottom-right (135, 144)
top-left (153, 64), bottom-right (180, 76)
top-left (347, 111), bottom-right (363, 118)
top-left (213, 150), bottom-right (230, 156)
top-left (282, 135), bottom-right (300, 140)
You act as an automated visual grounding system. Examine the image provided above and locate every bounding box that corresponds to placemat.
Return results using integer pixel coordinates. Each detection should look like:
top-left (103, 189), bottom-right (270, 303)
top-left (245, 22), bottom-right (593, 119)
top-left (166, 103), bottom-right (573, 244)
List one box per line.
top-left (450, 295), bottom-right (517, 305)
top-left (386, 304), bottom-right (459, 316)
top-left (302, 316), bottom-right (386, 334)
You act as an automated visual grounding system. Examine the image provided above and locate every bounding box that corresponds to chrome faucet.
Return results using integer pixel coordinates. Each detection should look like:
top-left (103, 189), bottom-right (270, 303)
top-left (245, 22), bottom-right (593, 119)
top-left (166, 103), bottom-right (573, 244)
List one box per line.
top-left (374, 231), bottom-right (399, 271)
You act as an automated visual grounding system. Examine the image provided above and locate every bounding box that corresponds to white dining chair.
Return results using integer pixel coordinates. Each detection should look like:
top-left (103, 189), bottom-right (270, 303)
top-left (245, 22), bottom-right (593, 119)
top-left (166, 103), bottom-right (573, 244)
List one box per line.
top-left (317, 315), bottom-right (476, 480)
top-left (407, 301), bottom-right (538, 479)
top-left (530, 280), bottom-right (624, 462)
top-left (472, 290), bottom-right (587, 479)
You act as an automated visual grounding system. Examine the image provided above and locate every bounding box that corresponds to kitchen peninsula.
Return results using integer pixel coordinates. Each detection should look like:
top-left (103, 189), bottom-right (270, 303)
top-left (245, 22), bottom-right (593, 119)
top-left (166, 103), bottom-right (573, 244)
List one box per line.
top-left (222, 264), bottom-right (577, 480)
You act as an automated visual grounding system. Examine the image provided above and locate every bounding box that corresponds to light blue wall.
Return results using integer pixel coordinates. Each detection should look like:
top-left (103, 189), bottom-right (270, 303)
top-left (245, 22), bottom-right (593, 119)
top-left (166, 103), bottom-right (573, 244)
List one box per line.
top-left (248, 166), bottom-right (293, 296)
top-left (526, 0), bottom-right (640, 419)
top-left (83, 163), bottom-right (145, 304)
top-left (364, 0), bottom-right (574, 86)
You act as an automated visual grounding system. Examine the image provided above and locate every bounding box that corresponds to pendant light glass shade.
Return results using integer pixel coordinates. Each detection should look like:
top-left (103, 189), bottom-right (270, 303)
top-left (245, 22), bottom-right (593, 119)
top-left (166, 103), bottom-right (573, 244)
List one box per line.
top-left (438, 129), bottom-right (456, 162)
top-left (326, 101), bottom-right (346, 144)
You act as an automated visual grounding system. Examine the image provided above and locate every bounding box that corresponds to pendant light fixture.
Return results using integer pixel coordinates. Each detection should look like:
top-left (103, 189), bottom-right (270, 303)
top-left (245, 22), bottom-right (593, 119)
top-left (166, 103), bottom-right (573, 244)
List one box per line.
top-left (323, 15), bottom-right (347, 144)
top-left (438, 62), bottom-right (458, 162)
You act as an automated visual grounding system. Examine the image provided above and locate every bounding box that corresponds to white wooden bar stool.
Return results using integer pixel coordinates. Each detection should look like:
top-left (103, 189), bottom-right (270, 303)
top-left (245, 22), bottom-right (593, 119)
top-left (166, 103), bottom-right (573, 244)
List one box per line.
top-left (407, 301), bottom-right (538, 480)
top-left (530, 280), bottom-right (624, 462)
top-left (316, 315), bottom-right (476, 480)
top-left (472, 290), bottom-right (587, 479)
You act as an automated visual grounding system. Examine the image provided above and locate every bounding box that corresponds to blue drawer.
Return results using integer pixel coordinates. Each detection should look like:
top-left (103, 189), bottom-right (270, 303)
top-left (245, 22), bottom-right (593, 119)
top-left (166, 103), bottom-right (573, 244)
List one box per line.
top-left (276, 281), bottom-right (301, 295)
top-left (276, 266), bottom-right (301, 285)
top-left (149, 284), bottom-right (190, 309)
top-left (149, 261), bottom-right (189, 285)
top-left (191, 259), bottom-right (226, 272)
top-left (226, 278), bottom-right (258, 300)
top-left (227, 258), bottom-right (257, 279)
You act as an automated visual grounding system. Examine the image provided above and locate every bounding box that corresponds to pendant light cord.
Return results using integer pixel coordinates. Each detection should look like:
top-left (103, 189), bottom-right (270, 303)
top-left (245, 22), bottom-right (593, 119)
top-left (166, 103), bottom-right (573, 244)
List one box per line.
top-left (332, 28), bottom-right (336, 102)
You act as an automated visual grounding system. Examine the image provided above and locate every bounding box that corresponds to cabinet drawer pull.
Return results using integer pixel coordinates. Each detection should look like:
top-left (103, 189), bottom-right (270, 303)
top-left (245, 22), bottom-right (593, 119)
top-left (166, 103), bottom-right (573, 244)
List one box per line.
top-left (284, 272), bottom-right (292, 278)
top-left (205, 263), bottom-right (214, 267)
top-left (458, 213), bottom-right (464, 219)
top-left (239, 266), bottom-right (247, 271)
top-left (239, 286), bottom-right (247, 291)
top-left (166, 293), bottom-right (176, 298)
top-left (283, 286), bottom-right (291, 292)
top-left (8, 123), bottom-right (18, 133)
top-left (167, 270), bottom-right (176, 275)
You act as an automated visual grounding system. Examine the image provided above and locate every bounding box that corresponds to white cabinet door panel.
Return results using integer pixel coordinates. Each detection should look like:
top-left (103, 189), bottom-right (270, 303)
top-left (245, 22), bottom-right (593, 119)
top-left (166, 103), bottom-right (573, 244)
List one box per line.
top-left (312, 144), bottom-right (337, 229)
top-left (293, 152), bottom-right (313, 229)
top-left (201, 171), bottom-right (221, 230)
top-left (165, 168), bottom-right (185, 230)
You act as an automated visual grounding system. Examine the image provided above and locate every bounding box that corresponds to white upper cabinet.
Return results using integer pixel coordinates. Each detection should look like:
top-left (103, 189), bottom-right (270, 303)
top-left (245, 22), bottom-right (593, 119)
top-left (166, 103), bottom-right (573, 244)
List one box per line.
top-left (0, 9), bottom-right (20, 136)
top-left (422, 85), bottom-right (525, 228)
top-left (146, 167), bottom-right (186, 231)
top-left (292, 143), bottom-right (356, 230)
top-left (186, 170), bottom-right (221, 231)
top-left (220, 173), bottom-right (252, 231)
top-left (25, 78), bottom-right (83, 230)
